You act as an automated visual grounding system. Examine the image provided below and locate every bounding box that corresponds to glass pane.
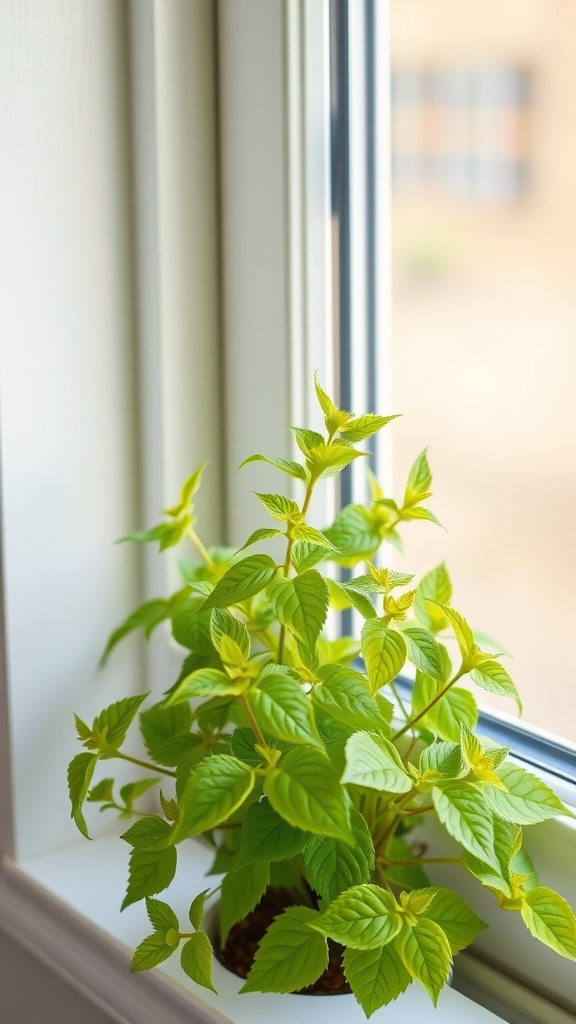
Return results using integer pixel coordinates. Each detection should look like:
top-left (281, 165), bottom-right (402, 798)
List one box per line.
top-left (390, 1), bottom-right (576, 742)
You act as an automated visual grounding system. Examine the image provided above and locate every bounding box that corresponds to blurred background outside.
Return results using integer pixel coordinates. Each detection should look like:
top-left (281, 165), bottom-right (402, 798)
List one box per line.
top-left (388, 0), bottom-right (576, 742)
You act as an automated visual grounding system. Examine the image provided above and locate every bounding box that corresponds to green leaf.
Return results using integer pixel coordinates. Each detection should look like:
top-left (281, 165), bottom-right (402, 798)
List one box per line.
top-left (314, 374), bottom-right (348, 432)
top-left (100, 599), bottom-right (170, 664)
top-left (521, 888), bottom-right (576, 960)
top-left (440, 605), bottom-right (476, 661)
top-left (180, 463), bottom-right (208, 504)
top-left (432, 782), bottom-right (500, 870)
top-left (419, 887), bottom-right (487, 953)
top-left (291, 540), bottom-right (329, 573)
top-left (170, 596), bottom-right (213, 654)
top-left (209, 609), bottom-right (250, 662)
top-left (164, 668), bottom-right (244, 707)
top-left (93, 694), bottom-right (149, 750)
top-left (146, 896), bottom-right (179, 933)
top-left (121, 816), bottom-right (172, 851)
top-left (255, 492), bottom-right (301, 521)
top-left (395, 918), bottom-right (452, 1006)
top-left (121, 848), bottom-right (177, 910)
top-left (68, 752), bottom-right (99, 818)
top-left (238, 527), bottom-right (283, 551)
top-left (414, 564), bottom-right (452, 632)
top-left (308, 442), bottom-right (367, 480)
top-left (461, 817), bottom-right (518, 898)
top-left (400, 626), bottom-right (444, 679)
top-left (312, 665), bottom-right (390, 734)
top-left (343, 944), bottom-right (411, 1016)
top-left (312, 884), bottom-right (403, 949)
top-left (291, 426), bottom-right (325, 458)
top-left (324, 505), bottom-right (380, 564)
top-left (412, 673), bottom-right (478, 742)
top-left (235, 798), bottom-right (308, 869)
top-left (87, 778), bottom-right (115, 804)
top-left (241, 906), bottom-right (328, 994)
top-left (201, 555), bottom-right (278, 610)
top-left (239, 453), bottom-right (308, 482)
top-left (248, 672), bottom-right (321, 747)
top-left (290, 524), bottom-right (337, 550)
top-left (188, 889), bottom-right (210, 931)
top-left (385, 837), bottom-right (431, 891)
top-left (485, 763), bottom-right (571, 825)
top-left (267, 569), bottom-right (328, 654)
top-left (361, 619), bottom-right (406, 694)
top-left (130, 932), bottom-right (175, 973)
top-left (329, 579), bottom-right (377, 619)
top-left (120, 778), bottom-right (159, 810)
top-left (340, 413), bottom-right (398, 442)
top-left (139, 702), bottom-right (193, 767)
top-left (342, 732), bottom-right (412, 792)
top-left (401, 507), bottom-right (443, 528)
top-left (303, 808), bottom-right (374, 901)
top-left (119, 522), bottom-right (185, 552)
top-left (220, 862), bottom-right (270, 944)
top-left (181, 932), bottom-right (216, 991)
top-left (404, 449), bottom-right (433, 507)
top-left (172, 755), bottom-right (255, 842)
top-left (264, 746), bottom-right (352, 842)
top-left (470, 661), bottom-right (522, 713)
top-left (419, 742), bottom-right (463, 779)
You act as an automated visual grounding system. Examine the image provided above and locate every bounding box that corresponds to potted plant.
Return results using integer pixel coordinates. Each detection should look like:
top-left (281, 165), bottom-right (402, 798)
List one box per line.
top-left (68, 378), bottom-right (576, 1017)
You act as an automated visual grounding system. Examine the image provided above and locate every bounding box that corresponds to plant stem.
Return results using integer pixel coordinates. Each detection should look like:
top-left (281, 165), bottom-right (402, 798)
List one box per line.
top-left (241, 696), bottom-right (266, 749)
top-left (187, 526), bottom-right (213, 565)
top-left (277, 480), bottom-right (315, 664)
top-left (113, 750), bottom-right (176, 778)
top-left (392, 666), bottom-right (466, 740)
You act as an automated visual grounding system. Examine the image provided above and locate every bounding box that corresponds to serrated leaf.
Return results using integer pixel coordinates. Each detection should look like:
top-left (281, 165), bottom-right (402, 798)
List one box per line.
top-left (120, 778), bottom-right (159, 809)
top-left (100, 598), bottom-right (170, 664)
top-left (220, 862), bottom-right (270, 944)
top-left (130, 932), bottom-right (175, 973)
top-left (344, 944), bottom-right (411, 1016)
top-left (164, 668), bottom-right (244, 707)
top-left (201, 555), bottom-right (277, 611)
top-left (248, 673), bottom-right (321, 746)
top-left (93, 694), bottom-right (149, 751)
top-left (330, 579), bottom-right (377, 619)
top-left (291, 426), bottom-right (325, 458)
top-left (267, 569), bottom-right (328, 653)
top-left (303, 808), bottom-right (374, 901)
top-left (235, 798), bottom-right (308, 870)
top-left (290, 524), bottom-right (337, 550)
top-left (170, 596), bottom-right (213, 655)
top-left (255, 492), bottom-right (301, 521)
top-left (404, 449), bottom-right (433, 507)
top-left (121, 815), bottom-right (172, 850)
top-left (432, 782), bottom-right (500, 870)
top-left (139, 701), bottom-right (193, 767)
top-left (290, 540), bottom-right (328, 573)
top-left (146, 896), bottom-right (179, 932)
top-left (121, 848), bottom-right (177, 910)
top-left (419, 742), bottom-right (463, 779)
top-left (401, 507), bottom-right (443, 528)
top-left (238, 527), bottom-right (283, 551)
top-left (340, 413), bottom-right (398, 442)
top-left (401, 626), bottom-right (443, 679)
top-left (172, 755), bottom-right (255, 842)
top-left (68, 752), bottom-right (99, 818)
top-left (188, 889), bottom-right (210, 931)
top-left (181, 932), bottom-right (216, 991)
top-left (470, 661), bottom-right (522, 713)
top-left (241, 906), bottom-right (328, 994)
top-left (342, 732), bottom-right (412, 792)
top-left (312, 665), bottom-right (390, 734)
top-left (324, 504), bottom-right (380, 563)
top-left (461, 818), bottom-right (517, 898)
top-left (521, 888), bottom-right (576, 960)
top-left (88, 778), bottom-right (115, 804)
top-left (419, 886), bottom-right (487, 953)
top-left (308, 442), bottom-right (367, 480)
top-left (313, 884), bottom-right (402, 949)
top-left (264, 746), bottom-right (352, 842)
top-left (209, 609), bottom-right (250, 662)
top-left (412, 673), bottom-right (477, 742)
top-left (314, 374), bottom-right (348, 432)
top-left (485, 763), bottom-right (570, 825)
top-left (361, 619), bottom-right (406, 694)
top-left (414, 564), bottom-right (452, 632)
top-left (440, 605), bottom-right (475, 660)
top-left (239, 453), bottom-right (308, 482)
top-left (395, 918), bottom-right (452, 1006)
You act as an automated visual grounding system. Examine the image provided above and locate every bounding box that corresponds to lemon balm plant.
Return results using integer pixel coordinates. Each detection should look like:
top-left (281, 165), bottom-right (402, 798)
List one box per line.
top-left (68, 379), bottom-right (576, 1017)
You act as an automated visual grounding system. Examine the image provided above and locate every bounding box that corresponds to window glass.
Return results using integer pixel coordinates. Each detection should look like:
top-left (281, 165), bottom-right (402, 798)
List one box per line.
top-left (390, 0), bottom-right (576, 742)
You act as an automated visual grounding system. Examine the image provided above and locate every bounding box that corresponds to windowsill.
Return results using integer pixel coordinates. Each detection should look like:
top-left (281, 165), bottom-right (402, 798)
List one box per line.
top-left (1, 835), bottom-right (507, 1024)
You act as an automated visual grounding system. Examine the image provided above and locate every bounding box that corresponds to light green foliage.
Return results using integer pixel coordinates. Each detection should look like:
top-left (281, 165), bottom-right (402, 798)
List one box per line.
top-left (68, 378), bottom-right (574, 1013)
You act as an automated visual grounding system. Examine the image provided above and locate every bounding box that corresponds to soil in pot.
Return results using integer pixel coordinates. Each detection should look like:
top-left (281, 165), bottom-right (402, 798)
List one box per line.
top-left (217, 887), bottom-right (351, 996)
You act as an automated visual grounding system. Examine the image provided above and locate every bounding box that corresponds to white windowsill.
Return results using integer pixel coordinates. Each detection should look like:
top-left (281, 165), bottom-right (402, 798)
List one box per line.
top-left (0, 836), bottom-right (508, 1024)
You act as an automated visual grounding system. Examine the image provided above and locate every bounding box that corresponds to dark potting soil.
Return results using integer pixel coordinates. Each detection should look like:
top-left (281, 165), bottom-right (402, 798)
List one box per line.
top-left (216, 888), bottom-right (351, 996)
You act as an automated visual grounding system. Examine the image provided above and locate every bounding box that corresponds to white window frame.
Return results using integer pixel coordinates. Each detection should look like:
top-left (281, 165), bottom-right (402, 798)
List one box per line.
top-left (0, 2), bottom-right (573, 1023)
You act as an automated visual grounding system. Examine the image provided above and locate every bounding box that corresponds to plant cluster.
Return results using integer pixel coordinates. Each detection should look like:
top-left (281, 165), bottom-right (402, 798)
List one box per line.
top-left (68, 379), bottom-right (576, 1017)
